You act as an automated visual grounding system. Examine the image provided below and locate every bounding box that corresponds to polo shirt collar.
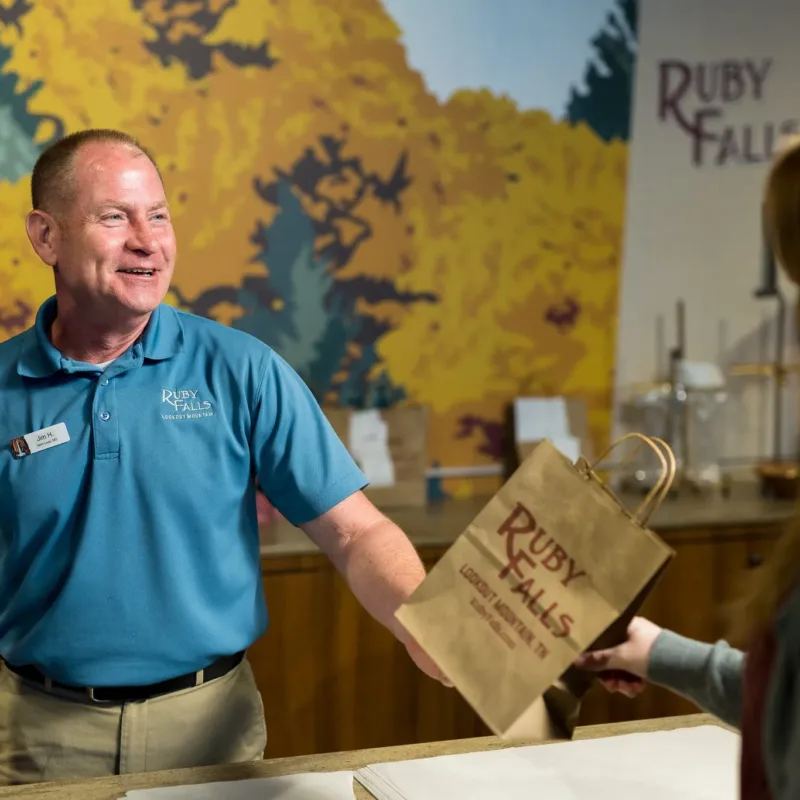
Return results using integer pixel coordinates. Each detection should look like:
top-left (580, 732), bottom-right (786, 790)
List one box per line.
top-left (16, 297), bottom-right (185, 378)
top-left (141, 302), bottom-right (185, 361)
top-left (16, 296), bottom-right (62, 378)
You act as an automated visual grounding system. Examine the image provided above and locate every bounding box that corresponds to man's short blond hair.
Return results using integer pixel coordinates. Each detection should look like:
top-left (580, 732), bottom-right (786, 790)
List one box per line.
top-left (30, 129), bottom-right (161, 214)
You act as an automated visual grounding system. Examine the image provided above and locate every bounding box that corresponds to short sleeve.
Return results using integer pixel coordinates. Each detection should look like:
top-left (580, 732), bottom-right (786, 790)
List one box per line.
top-left (251, 351), bottom-right (367, 526)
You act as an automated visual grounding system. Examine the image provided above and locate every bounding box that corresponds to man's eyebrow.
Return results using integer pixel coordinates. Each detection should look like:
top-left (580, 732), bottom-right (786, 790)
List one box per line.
top-left (95, 200), bottom-right (169, 212)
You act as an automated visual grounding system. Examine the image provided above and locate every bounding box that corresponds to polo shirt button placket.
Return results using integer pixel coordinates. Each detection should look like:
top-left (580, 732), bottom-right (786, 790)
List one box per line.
top-left (93, 372), bottom-right (120, 459)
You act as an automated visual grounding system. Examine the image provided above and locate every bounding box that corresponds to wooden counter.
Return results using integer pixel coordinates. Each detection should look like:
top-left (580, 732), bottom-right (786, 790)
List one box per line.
top-left (0, 713), bottom-right (726, 799)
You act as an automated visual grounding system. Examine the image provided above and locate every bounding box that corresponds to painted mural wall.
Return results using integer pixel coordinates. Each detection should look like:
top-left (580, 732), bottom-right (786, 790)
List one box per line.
top-left (0, 0), bottom-right (634, 497)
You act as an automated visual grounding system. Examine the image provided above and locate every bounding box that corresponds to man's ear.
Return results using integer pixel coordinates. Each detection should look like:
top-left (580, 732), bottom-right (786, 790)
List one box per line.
top-left (25, 209), bottom-right (60, 268)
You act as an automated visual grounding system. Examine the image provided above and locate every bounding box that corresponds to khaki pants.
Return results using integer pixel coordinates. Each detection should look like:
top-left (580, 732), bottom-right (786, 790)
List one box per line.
top-left (0, 659), bottom-right (267, 785)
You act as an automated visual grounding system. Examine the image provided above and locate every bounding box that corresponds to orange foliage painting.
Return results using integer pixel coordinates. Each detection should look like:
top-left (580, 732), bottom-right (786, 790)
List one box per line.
top-left (0, 0), bottom-right (632, 498)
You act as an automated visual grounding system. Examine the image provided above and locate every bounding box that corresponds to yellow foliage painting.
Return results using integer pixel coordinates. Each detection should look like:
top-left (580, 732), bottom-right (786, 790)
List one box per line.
top-left (0, 0), bottom-right (634, 498)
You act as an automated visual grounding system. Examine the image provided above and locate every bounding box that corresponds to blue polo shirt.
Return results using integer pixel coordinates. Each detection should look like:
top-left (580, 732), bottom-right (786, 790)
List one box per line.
top-left (0, 297), bottom-right (367, 686)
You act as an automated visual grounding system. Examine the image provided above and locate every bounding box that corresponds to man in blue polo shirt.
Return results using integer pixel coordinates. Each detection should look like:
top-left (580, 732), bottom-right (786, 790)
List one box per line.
top-left (0, 129), bottom-right (446, 784)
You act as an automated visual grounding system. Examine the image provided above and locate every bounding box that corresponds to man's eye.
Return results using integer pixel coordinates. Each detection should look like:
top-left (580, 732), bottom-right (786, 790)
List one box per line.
top-left (103, 214), bottom-right (123, 221)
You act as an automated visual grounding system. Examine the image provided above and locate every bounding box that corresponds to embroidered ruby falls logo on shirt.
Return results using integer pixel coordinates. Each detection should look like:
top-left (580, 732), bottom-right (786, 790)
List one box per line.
top-left (161, 389), bottom-right (215, 420)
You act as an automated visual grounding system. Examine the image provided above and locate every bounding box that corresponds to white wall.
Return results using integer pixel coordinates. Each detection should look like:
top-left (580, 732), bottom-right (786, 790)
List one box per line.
top-left (615, 0), bottom-right (800, 469)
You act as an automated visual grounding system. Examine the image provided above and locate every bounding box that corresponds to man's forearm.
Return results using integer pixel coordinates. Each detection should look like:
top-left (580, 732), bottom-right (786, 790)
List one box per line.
top-left (329, 518), bottom-right (425, 641)
top-left (300, 493), bottom-right (452, 685)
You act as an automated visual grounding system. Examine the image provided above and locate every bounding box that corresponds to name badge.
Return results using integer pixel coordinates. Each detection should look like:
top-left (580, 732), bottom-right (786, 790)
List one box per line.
top-left (9, 423), bottom-right (70, 459)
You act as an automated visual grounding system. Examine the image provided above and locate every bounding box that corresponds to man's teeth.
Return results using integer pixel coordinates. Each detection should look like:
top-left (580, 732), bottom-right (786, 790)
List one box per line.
top-left (120, 269), bottom-right (154, 275)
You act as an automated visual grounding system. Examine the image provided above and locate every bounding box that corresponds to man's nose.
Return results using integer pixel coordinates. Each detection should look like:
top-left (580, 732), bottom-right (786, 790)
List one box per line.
top-left (126, 221), bottom-right (157, 255)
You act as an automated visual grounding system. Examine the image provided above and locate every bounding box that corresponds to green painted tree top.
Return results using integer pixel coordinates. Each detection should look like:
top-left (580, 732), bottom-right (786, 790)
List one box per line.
top-left (565, 0), bottom-right (637, 143)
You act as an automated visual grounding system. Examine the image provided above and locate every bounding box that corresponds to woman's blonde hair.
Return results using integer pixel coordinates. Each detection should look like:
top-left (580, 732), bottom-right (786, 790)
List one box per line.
top-left (730, 136), bottom-right (800, 645)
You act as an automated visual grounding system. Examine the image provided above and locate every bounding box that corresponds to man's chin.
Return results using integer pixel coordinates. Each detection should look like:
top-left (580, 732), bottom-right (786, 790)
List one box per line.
top-left (111, 282), bottom-right (169, 315)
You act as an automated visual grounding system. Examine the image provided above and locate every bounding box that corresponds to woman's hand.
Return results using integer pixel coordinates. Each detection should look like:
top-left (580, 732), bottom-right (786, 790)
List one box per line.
top-left (575, 617), bottom-right (662, 698)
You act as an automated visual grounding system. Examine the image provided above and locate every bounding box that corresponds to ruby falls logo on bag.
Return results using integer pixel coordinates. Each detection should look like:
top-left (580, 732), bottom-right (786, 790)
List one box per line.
top-left (494, 503), bottom-right (586, 639)
top-left (455, 501), bottom-right (589, 661)
top-left (658, 57), bottom-right (799, 167)
top-left (161, 389), bottom-right (214, 420)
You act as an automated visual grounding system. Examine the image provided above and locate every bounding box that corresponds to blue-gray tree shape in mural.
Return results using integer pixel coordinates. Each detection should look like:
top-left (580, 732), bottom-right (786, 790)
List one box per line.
top-left (251, 136), bottom-right (437, 407)
top-left (0, 4), bottom-right (65, 184)
top-left (234, 181), bottom-right (333, 378)
top-left (0, 2), bottom-right (65, 335)
top-left (175, 134), bottom-right (439, 408)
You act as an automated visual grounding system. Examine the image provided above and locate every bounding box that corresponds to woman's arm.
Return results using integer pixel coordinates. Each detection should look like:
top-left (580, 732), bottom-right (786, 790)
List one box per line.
top-left (576, 617), bottom-right (744, 729)
top-left (647, 630), bottom-right (744, 728)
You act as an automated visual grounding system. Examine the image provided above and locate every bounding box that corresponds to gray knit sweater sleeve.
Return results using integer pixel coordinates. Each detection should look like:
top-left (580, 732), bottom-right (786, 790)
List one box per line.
top-left (646, 630), bottom-right (744, 728)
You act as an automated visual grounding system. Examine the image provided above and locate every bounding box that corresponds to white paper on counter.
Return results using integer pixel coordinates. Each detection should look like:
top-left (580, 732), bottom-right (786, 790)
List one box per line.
top-left (356, 725), bottom-right (738, 800)
top-left (513, 397), bottom-right (570, 444)
top-left (348, 409), bottom-right (395, 487)
top-left (121, 770), bottom-right (355, 800)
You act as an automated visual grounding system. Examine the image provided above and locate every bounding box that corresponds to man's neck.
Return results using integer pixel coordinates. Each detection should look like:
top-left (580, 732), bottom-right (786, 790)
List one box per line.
top-left (50, 310), bottom-right (151, 365)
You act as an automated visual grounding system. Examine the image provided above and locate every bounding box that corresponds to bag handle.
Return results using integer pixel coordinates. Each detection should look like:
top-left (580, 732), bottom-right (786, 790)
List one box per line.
top-left (636, 436), bottom-right (676, 524)
top-left (590, 432), bottom-right (677, 526)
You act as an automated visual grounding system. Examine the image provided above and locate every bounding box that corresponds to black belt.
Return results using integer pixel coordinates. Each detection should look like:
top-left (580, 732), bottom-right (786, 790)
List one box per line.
top-left (3, 651), bottom-right (245, 705)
